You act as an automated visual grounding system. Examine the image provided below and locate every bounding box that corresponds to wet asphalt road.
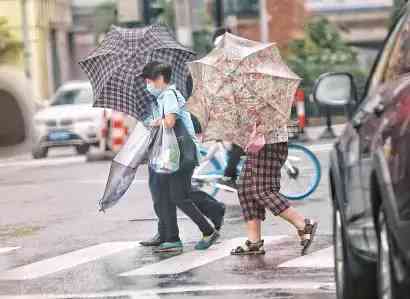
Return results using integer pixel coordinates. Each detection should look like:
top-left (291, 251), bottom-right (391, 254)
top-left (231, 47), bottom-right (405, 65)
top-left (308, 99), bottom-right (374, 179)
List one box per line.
top-left (0, 142), bottom-right (336, 299)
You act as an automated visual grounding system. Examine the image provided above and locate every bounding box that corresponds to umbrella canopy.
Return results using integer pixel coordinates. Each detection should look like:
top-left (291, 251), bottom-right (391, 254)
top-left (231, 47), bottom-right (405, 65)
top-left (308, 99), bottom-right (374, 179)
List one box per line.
top-left (79, 25), bottom-right (196, 121)
top-left (187, 33), bottom-right (301, 147)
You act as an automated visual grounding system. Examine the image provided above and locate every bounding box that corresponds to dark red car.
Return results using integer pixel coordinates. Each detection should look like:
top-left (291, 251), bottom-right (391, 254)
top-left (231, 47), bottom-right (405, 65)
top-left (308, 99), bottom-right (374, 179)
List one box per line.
top-left (313, 5), bottom-right (410, 299)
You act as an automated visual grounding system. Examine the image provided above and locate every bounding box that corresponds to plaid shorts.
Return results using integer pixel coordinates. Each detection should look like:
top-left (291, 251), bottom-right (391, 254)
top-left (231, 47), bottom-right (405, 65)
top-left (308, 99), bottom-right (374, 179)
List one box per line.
top-left (238, 142), bottom-right (290, 221)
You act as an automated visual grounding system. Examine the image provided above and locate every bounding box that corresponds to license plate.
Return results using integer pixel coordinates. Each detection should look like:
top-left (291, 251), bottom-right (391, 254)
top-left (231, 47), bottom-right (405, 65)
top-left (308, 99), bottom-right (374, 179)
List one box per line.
top-left (48, 131), bottom-right (70, 141)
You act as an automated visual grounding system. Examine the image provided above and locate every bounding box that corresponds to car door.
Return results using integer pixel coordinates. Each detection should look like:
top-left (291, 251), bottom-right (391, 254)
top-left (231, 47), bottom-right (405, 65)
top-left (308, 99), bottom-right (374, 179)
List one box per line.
top-left (339, 12), bottom-right (409, 257)
top-left (365, 11), bottom-right (410, 257)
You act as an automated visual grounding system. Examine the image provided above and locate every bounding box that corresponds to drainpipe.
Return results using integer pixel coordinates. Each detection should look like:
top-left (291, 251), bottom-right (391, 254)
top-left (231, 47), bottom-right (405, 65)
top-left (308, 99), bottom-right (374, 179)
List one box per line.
top-left (215, 0), bottom-right (223, 27)
top-left (21, 0), bottom-right (31, 78)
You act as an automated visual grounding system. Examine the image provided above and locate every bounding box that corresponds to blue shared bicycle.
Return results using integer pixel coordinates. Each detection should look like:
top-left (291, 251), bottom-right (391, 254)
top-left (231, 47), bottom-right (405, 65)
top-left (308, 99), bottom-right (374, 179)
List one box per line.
top-left (192, 142), bottom-right (321, 200)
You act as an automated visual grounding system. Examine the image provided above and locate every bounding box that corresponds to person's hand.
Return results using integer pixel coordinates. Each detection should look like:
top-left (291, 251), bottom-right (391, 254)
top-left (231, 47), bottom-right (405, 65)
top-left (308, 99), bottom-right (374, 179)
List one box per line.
top-left (196, 133), bottom-right (204, 143)
top-left (150, 119), bottom-right (162, 127)
top-left (255, 123), bottom-right (265, 134)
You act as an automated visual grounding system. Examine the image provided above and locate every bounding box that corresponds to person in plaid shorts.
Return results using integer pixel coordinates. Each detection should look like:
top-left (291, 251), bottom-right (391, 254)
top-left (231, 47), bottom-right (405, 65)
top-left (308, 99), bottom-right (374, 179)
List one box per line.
top-left (231, 124), bottom-right (318, 256)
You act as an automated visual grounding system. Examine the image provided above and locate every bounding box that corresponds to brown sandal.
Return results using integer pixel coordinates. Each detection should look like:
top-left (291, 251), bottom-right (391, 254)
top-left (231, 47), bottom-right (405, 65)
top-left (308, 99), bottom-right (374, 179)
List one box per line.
top-left (298, 219), bottom-right (318, 256)
top-left (231, 240), bottom-right (266, 256)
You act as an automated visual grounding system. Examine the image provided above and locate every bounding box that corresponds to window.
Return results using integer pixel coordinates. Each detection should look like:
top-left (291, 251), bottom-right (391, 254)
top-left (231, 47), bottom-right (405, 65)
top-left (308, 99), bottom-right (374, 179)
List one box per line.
top-left (224, 0), bottom-right (259, 17)
top-left (365, 15), bottom-right (407, 97)
top-left (51, 85), bottom-right (93, 106)
top-left (384, 14), bottom-right (410, 82)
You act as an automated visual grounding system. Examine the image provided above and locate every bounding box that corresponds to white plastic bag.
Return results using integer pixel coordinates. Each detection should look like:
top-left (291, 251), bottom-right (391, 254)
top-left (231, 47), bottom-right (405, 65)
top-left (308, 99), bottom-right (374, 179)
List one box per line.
top-left (99, 122), bottom-right (158, 212)
top-left (149, 121), bottom-right (180, 173)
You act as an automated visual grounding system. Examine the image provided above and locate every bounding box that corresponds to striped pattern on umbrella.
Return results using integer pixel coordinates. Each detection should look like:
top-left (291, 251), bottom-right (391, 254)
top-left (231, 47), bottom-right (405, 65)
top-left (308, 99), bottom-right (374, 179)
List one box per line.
top-left (79, 25), bottom-right (196, 121)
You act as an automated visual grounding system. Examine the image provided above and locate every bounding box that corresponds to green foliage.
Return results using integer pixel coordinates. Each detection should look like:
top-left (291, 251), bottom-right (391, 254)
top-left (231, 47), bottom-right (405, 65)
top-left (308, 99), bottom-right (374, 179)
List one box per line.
top-left (286, 18), bottom-right (366, 97)
top-left (157, 0), bottom-right (175, 29)
top-left (0, 17), bottom-right (22, 64)
top-left (193, 30), bottom-right (213, 55)
top-left (192, 9), bottom-right (214, 55)
top-left (391, 0), bottom-right (407, 26)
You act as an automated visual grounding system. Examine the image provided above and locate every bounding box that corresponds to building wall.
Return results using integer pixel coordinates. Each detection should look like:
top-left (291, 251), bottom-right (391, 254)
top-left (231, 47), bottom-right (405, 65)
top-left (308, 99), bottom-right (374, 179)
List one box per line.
top-left (234, 0), bottom-right (305, 48)
top-left (0, 0), bottom-right (24, 66)
top-left (0, 0), bottom-right (73, 102)
top-left (306, 0), bottom-right (392, 47)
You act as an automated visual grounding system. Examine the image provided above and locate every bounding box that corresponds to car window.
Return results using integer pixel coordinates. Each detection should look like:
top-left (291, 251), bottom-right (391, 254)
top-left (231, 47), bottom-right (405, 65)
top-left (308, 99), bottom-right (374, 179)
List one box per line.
top-left (384, 14), bottom-right (410, 82)
top-left (51, 85), bottom-right (93, 106)
top-left (365, 15), bottom-right (407, 97)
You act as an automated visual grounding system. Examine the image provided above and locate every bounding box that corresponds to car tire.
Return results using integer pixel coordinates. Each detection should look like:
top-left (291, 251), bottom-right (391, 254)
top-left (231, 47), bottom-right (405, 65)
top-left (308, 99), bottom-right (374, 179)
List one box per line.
top-left (333, 202), bottom-right (376, 299)
top-left (32, 146), bottom-right (48, 159)
top-left (76, 144), bottom-right (90, 155)
top-left (377, 208), bottom-right (402, 299)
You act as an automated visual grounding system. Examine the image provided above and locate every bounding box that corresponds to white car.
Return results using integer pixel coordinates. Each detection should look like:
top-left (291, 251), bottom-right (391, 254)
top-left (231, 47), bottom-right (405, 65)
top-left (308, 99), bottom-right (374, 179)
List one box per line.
top-left (32, 81), bottom-right (104, 159)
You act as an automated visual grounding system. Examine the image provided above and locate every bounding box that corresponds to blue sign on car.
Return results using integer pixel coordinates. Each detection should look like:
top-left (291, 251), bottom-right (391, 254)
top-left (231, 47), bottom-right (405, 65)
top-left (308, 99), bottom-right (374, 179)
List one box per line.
top-left (48, 131), bottom-right (70, 141)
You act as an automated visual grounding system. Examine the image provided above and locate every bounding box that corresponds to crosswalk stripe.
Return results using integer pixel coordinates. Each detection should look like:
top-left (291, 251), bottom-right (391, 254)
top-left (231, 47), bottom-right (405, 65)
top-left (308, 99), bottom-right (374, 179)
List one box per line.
top-left (0, 281), bottom-right (335, 298)
top-left (0, 247), bottom-right (20, 255)
top-left (278, 246), bottom-right (334, 268)
top-left (0, 242), bottom-right (140, 280)
top-left (119, 236), bottom-right (287, 277)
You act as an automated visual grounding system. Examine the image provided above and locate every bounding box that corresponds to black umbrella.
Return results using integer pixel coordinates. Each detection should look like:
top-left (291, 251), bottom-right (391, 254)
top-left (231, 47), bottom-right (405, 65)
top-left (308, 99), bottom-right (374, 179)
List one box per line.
top-left (79, 24), bottom-right (196, 120)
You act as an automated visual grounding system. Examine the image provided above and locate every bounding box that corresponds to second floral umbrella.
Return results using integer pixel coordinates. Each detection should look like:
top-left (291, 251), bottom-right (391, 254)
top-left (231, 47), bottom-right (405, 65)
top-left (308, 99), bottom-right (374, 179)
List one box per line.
top-left (187, 33), bottom-right (301, 148)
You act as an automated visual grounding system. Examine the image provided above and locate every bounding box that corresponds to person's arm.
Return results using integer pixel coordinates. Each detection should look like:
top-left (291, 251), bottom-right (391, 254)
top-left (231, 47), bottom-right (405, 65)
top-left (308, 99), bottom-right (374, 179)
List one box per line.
top-left (161, 90), bottom-right (179, 129)
top-left (163, 113), bottom-right (176, 128)
top-left (143, 103), bottom-right (161, 127)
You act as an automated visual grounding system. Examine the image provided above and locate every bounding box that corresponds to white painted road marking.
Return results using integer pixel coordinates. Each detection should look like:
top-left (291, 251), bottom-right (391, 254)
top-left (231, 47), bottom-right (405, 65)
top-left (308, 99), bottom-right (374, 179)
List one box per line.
top-left (119, 236), bottom-right (287, 276)
top-left (278, 246), bottom-right (334, 268)
top-left (0, 242), bottom-right (140, 280)
top-left (0, 281), bottom-right (335, 298)
top-left (0, 247), bottom-right (20, 255)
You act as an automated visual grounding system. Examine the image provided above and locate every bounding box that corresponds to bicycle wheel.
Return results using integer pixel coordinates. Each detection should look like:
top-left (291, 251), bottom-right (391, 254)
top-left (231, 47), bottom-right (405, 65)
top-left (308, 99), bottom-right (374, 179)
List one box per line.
top-left (280, 143), bottom-right (321, 200)
top-left (192, 147), bottom-right (224, 197)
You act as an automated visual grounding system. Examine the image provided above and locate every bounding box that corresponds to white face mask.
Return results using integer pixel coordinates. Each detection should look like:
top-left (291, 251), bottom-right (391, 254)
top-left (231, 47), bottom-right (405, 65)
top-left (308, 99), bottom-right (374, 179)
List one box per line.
top-left (146, 83), bottom-right (162, 97)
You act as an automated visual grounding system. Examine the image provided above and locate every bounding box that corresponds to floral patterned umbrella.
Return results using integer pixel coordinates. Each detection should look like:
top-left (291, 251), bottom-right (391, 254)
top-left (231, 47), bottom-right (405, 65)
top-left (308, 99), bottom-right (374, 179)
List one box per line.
top-left (187, 33), bottom-right (301, 147)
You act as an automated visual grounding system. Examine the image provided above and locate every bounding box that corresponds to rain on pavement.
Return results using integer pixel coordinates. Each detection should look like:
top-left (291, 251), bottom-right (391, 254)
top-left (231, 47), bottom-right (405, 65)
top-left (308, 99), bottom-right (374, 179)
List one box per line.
top-left (0, 143), bottom-right (336, 299)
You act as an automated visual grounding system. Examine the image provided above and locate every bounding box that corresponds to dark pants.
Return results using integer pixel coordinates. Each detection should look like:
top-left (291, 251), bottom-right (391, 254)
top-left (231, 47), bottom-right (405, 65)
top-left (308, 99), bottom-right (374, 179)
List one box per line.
top-left (190, 187), bottom-right (225, 228)
top-left (224, 143), bottom-right (245, 179)
top-left (149, 167), bottom-right (216, 243)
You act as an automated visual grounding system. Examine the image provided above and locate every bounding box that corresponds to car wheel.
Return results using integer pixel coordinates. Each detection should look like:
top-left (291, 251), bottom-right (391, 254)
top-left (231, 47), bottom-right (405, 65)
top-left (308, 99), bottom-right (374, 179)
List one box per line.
top-left (76, 144), bottom-right (90, 155)
top-left (334, 207), bottom-right (347, 299)
top-left (377, 208), bottom-right (400, 299)
top-left (333, 203), bottom-right (376, 299)
top-left (333, 206), bottom-right (356, 299)
top-left (32, 146), bottom-right (48, 159)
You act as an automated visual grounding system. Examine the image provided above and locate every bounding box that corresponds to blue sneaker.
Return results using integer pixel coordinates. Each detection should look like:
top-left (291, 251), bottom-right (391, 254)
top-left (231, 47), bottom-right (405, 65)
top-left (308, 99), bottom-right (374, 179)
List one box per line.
top-left (195, 231), bottom-right (220, 250)
top-left (153, 241), bottom-right (183, 253)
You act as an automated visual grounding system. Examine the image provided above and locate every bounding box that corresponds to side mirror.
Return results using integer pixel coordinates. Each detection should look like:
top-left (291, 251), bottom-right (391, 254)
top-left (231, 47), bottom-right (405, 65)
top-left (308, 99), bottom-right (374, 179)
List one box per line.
top-left (313, 72), bottom-right (357, 107)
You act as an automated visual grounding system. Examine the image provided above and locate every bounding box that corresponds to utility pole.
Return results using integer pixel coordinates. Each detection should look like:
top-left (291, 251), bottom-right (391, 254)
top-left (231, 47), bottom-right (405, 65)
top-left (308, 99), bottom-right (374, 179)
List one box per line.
top-left (173, 0), bottom-right (193, 47)
top-left (143, 0), bottom-right (151, 25)
top-left (259, 0), bottom-right (269, 43)
top-left (21, 0), bottom-right (31, 78)
top-left (215, 0), bottom-right (223, 28)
